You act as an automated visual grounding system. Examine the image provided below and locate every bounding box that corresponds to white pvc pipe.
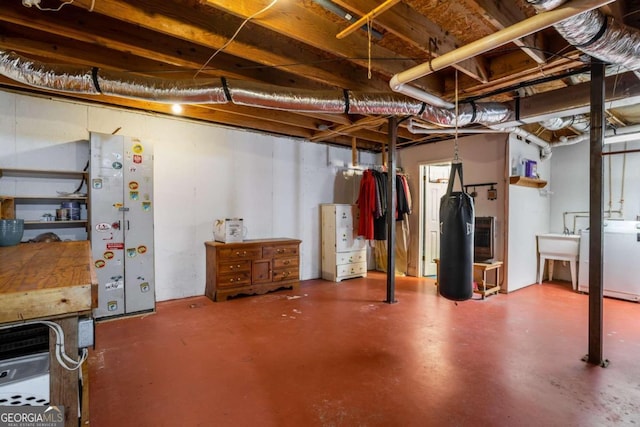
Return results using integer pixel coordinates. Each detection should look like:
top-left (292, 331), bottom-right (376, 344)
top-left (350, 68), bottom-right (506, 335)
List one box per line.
top-left (495, 126), bottom-right (553, 159)
top-left (390, 0), bottom-right (614, 103)
top-left (396, 84), bottom-right (454, 109)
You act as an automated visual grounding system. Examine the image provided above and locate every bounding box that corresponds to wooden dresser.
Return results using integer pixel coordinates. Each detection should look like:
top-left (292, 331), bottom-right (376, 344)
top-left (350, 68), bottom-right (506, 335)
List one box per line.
top-left (205, 238), bottom-right (301, 301)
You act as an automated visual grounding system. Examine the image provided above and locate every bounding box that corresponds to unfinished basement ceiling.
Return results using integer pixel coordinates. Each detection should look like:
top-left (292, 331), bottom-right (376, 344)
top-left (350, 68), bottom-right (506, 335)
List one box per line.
top-left (0, 0), bottom-right (639, 151)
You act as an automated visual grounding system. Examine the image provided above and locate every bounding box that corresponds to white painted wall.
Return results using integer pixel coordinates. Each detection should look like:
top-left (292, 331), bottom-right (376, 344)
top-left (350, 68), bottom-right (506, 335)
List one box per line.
top-left (507, 135), bottom-right (550, 292)
top-left (0, 90), bottom-right (376, 301)
top-left (547, 137), bottom-right (640, 282)
top-left (9, 91), bottom-right (638, 298)
top-left (397, 133), bottom-right (508, 279)
top-left (550, 139), bottom-right (640, 234)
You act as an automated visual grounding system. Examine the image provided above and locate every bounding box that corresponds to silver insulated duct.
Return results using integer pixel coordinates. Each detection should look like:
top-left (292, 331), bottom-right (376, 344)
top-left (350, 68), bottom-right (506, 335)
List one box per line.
top-left (527, 0), bottom-right (640, 71)
top-left (539, 114), bottom-right (590, 132)
top-left (0, 50), bottom-right (512, 128)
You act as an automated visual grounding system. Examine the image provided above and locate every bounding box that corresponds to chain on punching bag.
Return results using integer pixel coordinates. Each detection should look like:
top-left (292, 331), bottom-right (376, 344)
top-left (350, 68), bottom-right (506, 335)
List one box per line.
top-left (439, 161), bottom-right (475, 301)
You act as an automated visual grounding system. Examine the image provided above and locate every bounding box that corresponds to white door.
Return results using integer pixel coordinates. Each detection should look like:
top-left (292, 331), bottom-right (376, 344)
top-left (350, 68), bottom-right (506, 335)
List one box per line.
top-left (422, 164), bottom-right (450, 276)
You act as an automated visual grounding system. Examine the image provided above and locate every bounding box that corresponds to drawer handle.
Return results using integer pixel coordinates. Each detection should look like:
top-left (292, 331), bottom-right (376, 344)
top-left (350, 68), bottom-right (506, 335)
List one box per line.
top-left (235, 251), bottom-right (247, 256)
top-left (229, 264), bottom-right (242, 270)
top-left (229, 278), bottom-right (234, 282)
top-left (276, 248), bottom-right (284, 254)
top-left (283, 260), bottom-right (290, 265)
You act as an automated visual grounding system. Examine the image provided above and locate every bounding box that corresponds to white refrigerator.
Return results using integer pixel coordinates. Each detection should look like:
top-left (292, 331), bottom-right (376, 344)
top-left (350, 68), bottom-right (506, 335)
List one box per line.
top-left (90, 133), bottom-right (155, 318)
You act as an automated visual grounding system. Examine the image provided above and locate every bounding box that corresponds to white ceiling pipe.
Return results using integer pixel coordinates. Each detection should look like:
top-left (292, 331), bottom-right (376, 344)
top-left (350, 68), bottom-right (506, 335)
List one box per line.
top-left (550, 125), bottom-right (640, 147)
top-left (606, 124), bottom-right (640, 138)
top-left (389, 0), bottom-right (614, 104)
top-left (551, 134), bottom-right (590, 147)
top-left (394, 84), bottom-right (454, 109)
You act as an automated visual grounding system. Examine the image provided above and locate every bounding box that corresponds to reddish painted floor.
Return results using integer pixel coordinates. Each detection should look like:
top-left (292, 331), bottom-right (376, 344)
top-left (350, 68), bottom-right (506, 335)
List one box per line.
top-left (88, 272), bottom-right (640, 426)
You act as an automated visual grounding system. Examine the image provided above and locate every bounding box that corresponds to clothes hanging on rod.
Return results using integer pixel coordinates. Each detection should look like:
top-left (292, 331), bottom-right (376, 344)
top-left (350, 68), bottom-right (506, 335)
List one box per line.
top-left (356, 168), bottom-right (412, 241)
top-left (357, 169), bottom-right (376, 240)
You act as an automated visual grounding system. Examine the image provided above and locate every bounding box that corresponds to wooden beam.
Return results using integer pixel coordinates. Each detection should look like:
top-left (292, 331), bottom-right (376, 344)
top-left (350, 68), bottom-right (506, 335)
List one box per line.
top-left (60, 0), bottom-right (392, 92)
top-left (381, 140), bottom-right (387, 167)
top-left (332, 0), bottom-right (489, 83)
top-left (309, 116), bottom-right (386, 141)
top-left (499, 71), bottom-right (640, 127)
top-left (465, 0), bottom-right (547, 64)
top-left (352, 137), bottom-right (358, 166)
top-left (0, 4), bottom-right (324, 88)
top-left (202, 0), bottom-right (443, 93)
top-left (336, 0), bottom-right (401, 39)
top-left (457, 50), bottom-right (582, 100)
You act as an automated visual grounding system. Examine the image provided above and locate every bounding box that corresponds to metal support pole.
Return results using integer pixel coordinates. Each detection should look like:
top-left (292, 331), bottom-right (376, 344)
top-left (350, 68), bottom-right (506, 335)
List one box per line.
top-left (385, 117), bottom-right (397, 304)
top-left (586, 58), bottom-right (608, 367)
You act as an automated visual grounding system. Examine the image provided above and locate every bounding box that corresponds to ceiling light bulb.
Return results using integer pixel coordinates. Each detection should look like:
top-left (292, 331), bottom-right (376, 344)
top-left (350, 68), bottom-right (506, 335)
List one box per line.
top-left (171, 104), bottom-right (183, 114)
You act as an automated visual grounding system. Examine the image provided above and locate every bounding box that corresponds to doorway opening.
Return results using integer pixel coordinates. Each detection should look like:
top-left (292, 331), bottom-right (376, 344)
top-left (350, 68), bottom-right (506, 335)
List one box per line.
top-left (419, 162), bottom-right (451, 277)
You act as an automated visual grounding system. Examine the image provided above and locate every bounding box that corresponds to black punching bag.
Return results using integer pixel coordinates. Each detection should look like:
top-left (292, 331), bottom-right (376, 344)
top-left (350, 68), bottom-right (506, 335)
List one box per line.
top-left (439, 162), bottom-right (474, 301)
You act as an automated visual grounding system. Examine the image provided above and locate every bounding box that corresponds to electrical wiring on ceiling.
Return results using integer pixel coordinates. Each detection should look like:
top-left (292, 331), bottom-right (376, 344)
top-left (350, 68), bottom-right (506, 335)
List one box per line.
top-left (22, 0), bottom-right (73, 12)
top-left (194, 0), bottom-right (279, 79)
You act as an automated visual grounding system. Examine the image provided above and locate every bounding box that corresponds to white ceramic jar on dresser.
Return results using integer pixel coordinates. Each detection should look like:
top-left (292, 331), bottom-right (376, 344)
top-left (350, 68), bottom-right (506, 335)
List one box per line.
top-left (321, 204), bottom-right (367, 282)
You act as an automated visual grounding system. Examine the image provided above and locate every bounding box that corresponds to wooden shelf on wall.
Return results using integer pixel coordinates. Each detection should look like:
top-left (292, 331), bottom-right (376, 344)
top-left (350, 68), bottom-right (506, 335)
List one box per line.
top-left (509, 176), bottom-right (547, 188)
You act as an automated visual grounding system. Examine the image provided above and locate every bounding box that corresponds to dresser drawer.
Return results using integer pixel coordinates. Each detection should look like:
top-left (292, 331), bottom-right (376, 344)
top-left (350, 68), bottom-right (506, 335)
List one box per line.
top-left (272, 268), bottom-right (299, 282)
top-left (218, 247), bottom-right (262, 260)
top-left (336, 261), bottom-right (366, 277)
top-left (217, 271), bottom-right (251, 288)
top-left (335, 204), bottom-right (357, 228)
top-left (218, 260), bottom-right (251, 274)
top-left (273, 257), bottom-right (298, 269)
top-left (263, 245), bottom-right (299, 258)
top-left (336, 250), bottom-right (366, 265)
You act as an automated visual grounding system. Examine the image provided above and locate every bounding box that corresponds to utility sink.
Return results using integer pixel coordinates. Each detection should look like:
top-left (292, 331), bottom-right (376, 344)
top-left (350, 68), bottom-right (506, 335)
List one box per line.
top-left (536, 234), bottom-right (581, 290)
top-left (537, 233), bottom-right (580, 256)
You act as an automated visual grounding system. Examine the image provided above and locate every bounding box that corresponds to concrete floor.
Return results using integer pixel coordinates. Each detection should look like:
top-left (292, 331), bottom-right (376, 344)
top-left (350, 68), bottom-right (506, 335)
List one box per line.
top-left (89, 273), bottom-right (640, 426)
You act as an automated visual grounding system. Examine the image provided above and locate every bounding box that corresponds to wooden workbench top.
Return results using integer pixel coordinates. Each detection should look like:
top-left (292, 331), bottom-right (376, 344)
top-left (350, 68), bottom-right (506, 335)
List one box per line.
top-left (0, 240), bottom-right (97, 323)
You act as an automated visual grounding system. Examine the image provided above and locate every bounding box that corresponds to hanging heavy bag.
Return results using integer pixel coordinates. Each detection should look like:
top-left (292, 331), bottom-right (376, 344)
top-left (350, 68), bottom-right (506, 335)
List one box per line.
top-left (439, 162), bottom-right (475, 301)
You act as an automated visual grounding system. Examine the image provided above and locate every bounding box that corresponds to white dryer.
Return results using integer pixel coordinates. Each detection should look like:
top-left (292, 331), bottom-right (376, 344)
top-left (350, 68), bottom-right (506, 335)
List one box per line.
top-left (578, 221), bottom-right (640, 302)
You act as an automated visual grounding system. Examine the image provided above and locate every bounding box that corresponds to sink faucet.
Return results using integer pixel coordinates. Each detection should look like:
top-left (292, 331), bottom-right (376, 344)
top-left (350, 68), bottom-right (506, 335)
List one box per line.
top-left (563, 227), bottom-right (571, 235)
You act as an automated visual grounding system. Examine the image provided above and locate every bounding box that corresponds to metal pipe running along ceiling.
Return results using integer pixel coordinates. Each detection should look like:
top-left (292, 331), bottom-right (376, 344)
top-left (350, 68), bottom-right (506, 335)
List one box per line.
top-left (0, 50), bottom-right (511, 129)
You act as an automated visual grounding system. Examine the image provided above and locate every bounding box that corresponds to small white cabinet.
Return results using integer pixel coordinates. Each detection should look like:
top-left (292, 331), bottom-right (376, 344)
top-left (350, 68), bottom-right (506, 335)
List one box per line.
top-left (321, 204), bottom-right (367, 282)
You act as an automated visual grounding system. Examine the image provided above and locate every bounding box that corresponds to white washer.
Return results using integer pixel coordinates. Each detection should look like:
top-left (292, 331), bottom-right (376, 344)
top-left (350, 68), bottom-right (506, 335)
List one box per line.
top-left (578, 221), bottom-right (640, 302)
